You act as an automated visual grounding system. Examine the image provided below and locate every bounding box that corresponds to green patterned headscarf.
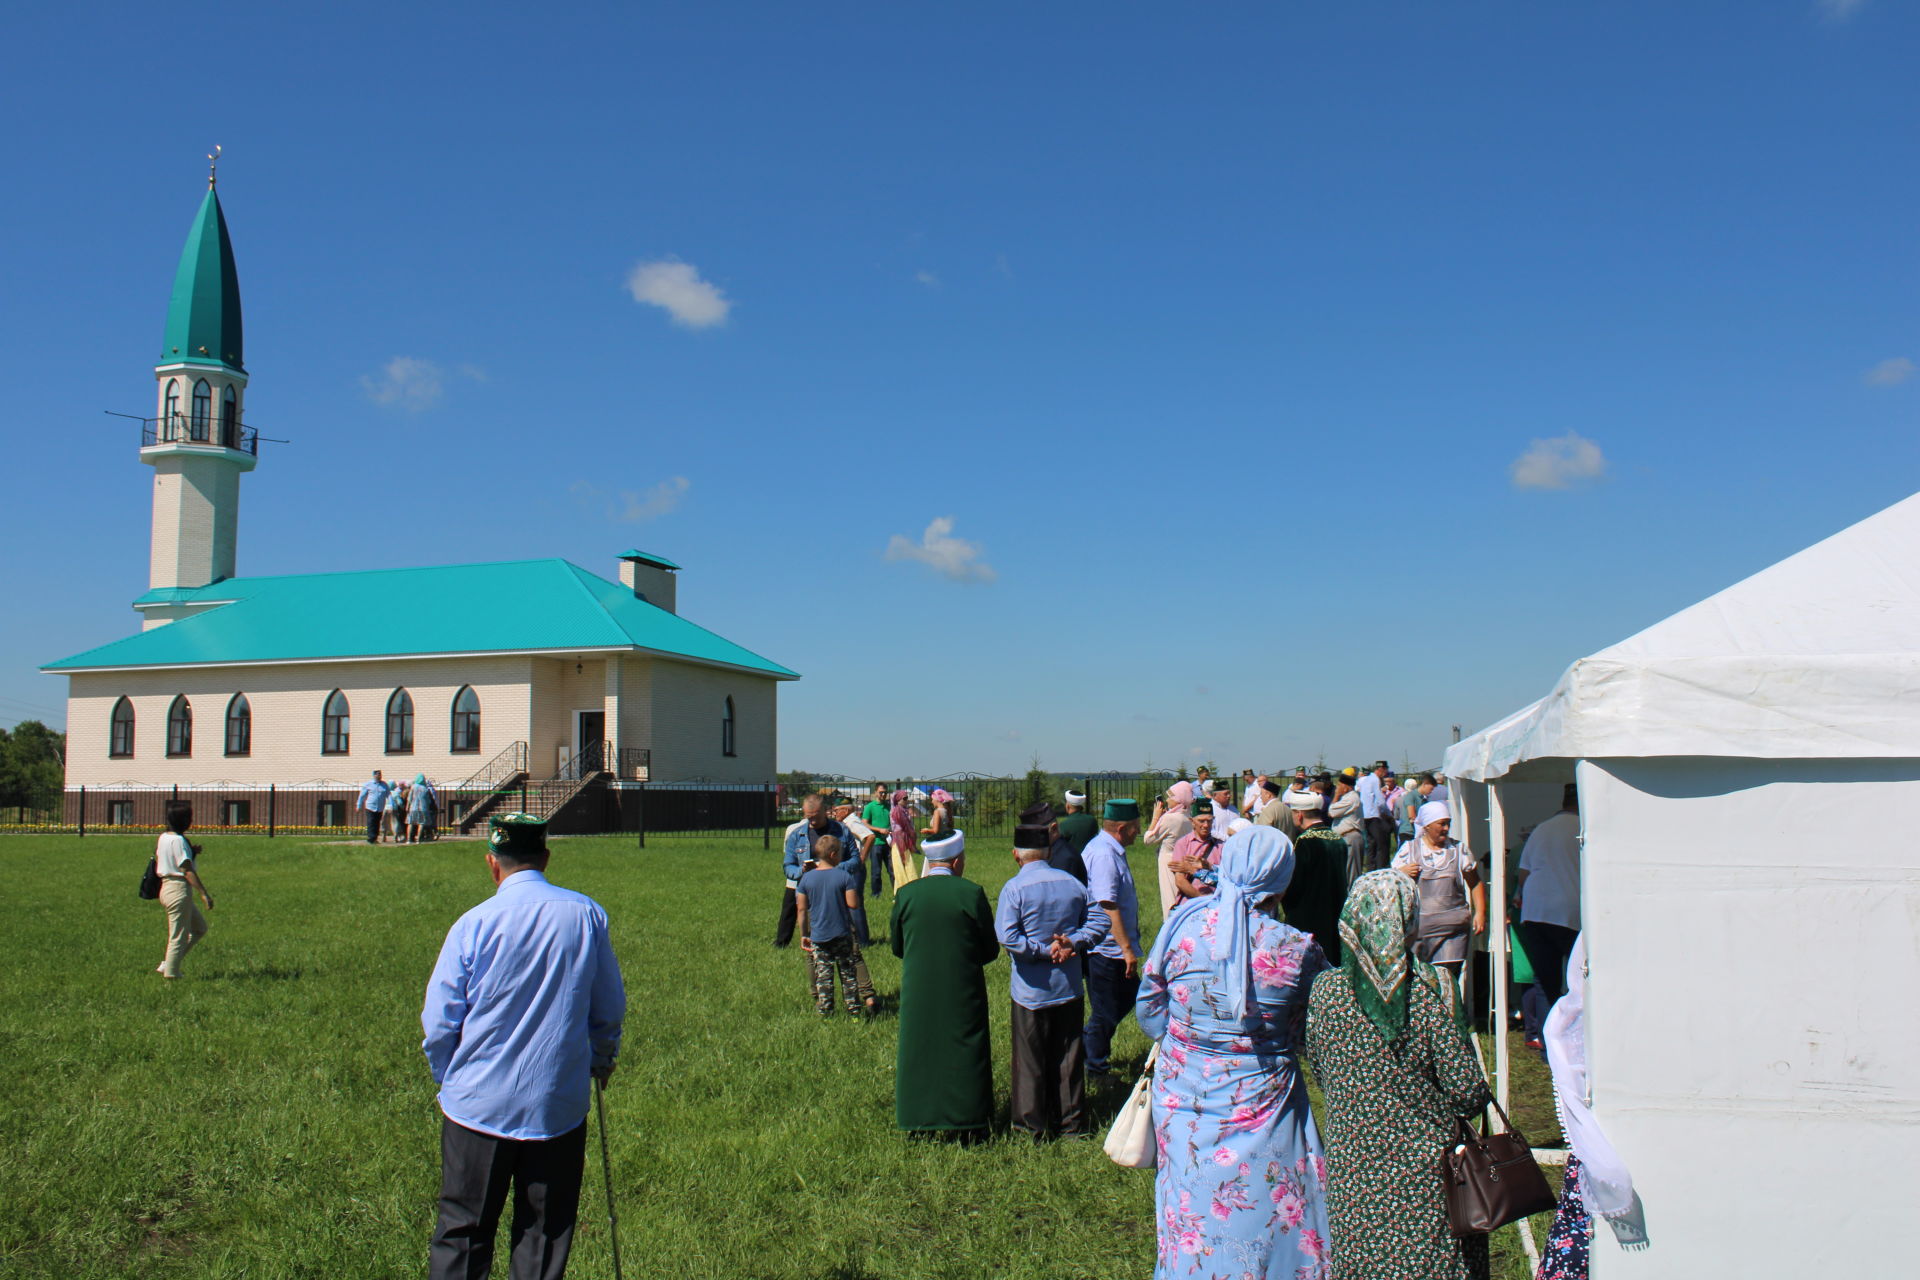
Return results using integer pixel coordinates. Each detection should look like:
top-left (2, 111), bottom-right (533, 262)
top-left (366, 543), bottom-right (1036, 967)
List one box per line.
top-left (1337, 870), bottom-right (1421, 1043)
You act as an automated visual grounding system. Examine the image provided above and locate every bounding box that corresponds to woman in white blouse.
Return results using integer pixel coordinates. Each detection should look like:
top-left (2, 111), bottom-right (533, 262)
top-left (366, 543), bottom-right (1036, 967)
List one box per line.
top-left (154, 802), bottom-right (214, 979)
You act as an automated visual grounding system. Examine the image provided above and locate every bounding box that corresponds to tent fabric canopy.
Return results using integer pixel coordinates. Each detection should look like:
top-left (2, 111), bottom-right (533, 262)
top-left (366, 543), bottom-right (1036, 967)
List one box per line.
top-left (1447, 491), bottom-right (1920, 782)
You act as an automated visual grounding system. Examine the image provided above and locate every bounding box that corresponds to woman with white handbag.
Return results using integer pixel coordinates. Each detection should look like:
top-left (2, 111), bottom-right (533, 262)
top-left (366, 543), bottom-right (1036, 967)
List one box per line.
top-left (1130, 825), bottom-right (1335, 1279)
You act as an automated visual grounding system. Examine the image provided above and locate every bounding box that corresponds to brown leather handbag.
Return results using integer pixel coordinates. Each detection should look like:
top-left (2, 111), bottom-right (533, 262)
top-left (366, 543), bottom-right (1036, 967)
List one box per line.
top-left (1440, 1097), bottom-right (1558, 1235)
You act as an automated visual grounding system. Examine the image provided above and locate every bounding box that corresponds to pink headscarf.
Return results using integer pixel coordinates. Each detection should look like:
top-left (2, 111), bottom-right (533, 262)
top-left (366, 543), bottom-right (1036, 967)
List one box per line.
top-left (1168, 781), bottom-right (1195, 808)
top-left (931, 788), bottom-right (953, 805)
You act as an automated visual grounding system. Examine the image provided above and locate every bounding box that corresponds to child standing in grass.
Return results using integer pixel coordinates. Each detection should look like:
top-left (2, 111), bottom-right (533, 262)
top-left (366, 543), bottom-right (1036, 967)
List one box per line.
top-left (797, 835), bottom-right (877, 1018)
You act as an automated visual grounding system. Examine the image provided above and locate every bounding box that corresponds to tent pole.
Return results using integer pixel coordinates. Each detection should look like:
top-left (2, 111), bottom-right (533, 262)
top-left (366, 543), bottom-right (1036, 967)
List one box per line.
top-left (1488, 782), bottom-right (1512, 1127)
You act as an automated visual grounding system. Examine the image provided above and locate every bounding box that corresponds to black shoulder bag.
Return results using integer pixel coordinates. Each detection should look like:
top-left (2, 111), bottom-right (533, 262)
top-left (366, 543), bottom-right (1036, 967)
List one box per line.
top-left (139, 857), bottom-right (161, 900)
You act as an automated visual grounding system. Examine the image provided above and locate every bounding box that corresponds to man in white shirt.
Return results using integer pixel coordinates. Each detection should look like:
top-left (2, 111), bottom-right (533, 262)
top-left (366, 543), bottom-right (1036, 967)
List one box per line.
top-left (1239, 770), bottom-right (1263, 818)
top-left (1515, 784), bottom-right (1582, 1045)
top-left (1207, 781), bottom-right (1238, 832)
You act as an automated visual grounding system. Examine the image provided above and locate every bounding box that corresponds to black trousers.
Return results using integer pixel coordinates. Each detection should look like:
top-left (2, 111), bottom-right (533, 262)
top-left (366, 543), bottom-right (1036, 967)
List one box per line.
top-left (430, 1116), bottom-right (586, 1280)
top-left (774, 887), bottom-right (798, 947)
top-left (366, 810), bottom-right (383, 843)
top-left (1010, 997), bottom-right (1086, 1136)
top-left (1363, 816), bottom-right (1394, 871)
top-left (1520, 921), bottom-right (1579, 1002)
top-left (1083, 954), bottom-right (1141, 1073)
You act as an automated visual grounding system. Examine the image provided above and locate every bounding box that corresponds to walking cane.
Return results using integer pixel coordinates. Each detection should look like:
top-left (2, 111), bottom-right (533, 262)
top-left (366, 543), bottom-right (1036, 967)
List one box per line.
top-left (594, 1076), bottom-right (625, 1280)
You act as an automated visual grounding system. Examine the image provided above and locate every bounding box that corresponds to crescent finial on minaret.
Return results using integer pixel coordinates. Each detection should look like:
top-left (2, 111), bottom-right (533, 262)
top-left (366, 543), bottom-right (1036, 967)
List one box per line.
top-left (208, 144), bottom-right (222, 189)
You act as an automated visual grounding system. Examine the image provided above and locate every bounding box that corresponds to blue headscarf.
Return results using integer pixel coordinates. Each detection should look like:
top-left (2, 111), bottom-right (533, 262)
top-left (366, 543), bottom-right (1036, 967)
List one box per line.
top-left (1210, 824), bottom-right (1297, 1021)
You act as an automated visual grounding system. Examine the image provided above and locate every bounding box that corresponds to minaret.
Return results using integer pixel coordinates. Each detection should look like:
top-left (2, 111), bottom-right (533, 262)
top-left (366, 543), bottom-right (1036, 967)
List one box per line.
top-left (140, 149), bottom-right (255, 627)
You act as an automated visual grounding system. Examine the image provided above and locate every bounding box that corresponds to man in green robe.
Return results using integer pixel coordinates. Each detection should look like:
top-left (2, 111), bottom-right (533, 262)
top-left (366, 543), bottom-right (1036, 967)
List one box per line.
top-left (1281, 791), bottom-right (1349, 964)
top-left (890, 830), bottom-right (1000, 1137)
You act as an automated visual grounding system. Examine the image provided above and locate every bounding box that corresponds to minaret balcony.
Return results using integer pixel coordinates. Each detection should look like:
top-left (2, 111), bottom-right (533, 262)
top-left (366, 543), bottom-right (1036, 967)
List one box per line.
top-left (139, 415), bottom-right (259, 458)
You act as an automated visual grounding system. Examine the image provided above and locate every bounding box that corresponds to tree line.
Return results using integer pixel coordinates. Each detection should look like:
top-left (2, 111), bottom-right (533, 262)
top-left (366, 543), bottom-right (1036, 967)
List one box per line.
top-left (1, 721), bottom-right (65, 815)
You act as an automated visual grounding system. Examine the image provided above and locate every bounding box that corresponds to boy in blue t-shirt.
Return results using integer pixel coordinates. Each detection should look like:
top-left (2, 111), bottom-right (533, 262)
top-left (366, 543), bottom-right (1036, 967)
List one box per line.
top-left (797, 835), bottom-right (878, 1017)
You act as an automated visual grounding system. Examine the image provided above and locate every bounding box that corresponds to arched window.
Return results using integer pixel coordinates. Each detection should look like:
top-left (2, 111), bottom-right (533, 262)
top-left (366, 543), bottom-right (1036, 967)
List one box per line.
top-left (321, 690), bottom-right (351, 755)
top-left (109, 696), bottom-right (136, 758)
top-left (166, 695), bottom-right (193, 757)
top-left (220, 385), bottom-right (238, 448)
top-left (722, 695), bottom-right (737, 757)
top-left (162, 380), bottom-right (181, 437)
top-left (386, 688), bottom-right (414, 753)
top-left (225, 693), bottom-right (251, 756)
top-left (190, 379), bottom-right (212, 440)
top-left (450, 685), bottom-right (482, 753)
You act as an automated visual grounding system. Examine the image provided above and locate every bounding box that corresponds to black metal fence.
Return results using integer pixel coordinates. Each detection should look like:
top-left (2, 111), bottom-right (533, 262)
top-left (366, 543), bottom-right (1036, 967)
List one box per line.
top-left (0, 780), bottom-right (784, 846)
top-left (5, 768), bottom-right (1366, 844)
top-left (781, 772), bottom-right (1227, 839)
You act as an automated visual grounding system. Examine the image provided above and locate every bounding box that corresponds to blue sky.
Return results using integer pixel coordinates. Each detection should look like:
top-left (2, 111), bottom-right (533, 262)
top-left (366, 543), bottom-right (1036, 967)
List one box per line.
top-left (2, 1), bottom-right (1914, 775)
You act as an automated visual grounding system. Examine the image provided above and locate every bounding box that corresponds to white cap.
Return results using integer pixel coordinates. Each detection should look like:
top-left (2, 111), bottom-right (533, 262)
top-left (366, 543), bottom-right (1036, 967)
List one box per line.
top-left (922, 831), bottom-right (966, 862)
top-left (1063, 789), bottom-right (1087, 804)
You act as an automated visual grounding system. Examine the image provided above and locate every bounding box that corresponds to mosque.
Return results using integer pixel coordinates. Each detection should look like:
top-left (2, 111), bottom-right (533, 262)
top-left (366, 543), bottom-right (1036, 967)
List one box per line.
top-left (42, 168), bottom-right (798, 831)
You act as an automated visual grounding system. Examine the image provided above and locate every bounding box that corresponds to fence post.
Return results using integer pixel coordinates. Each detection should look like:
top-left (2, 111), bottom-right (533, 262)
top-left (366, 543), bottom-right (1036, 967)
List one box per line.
top-left (519, 780), bottom-right (527, 814)
top-left (77, 786), bottom-right (85, 838)
top-left (636, 781), bottom-right (646, 849)
top-left (762, 781), bottom-right (771, 850)
top-left (268, 784), bottom-right (276, 839)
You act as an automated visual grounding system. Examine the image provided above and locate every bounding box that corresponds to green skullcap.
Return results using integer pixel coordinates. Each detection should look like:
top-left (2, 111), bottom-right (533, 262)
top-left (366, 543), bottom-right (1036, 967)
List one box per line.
top-left (1190, 799), bottom-right (1213, 818)
top-left (488, 812), bottom-right (548, 859)
top-left (1103, 797), bottom-right (1140, 822)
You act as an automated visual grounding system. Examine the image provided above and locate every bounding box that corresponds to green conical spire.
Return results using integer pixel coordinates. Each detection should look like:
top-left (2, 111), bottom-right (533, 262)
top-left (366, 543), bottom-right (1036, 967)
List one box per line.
top-left (160, 187), bottom-right (244, 372)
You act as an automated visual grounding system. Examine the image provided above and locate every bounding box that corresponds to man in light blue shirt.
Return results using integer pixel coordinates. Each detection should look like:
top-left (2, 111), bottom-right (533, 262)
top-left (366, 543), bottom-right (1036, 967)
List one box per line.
top-left (1081, 797), bottom-right (1143, 1077)
top-left (996, 823), bottom-right (1108, 1137)
top-left (357, 770), bottom-right (390, 845)
top-left (421, 814), bottom-right (626, 1280)
top-left (780, 795), bottom-right (865, 945)
top-left (1357, 761), bottom-right (1393, 871)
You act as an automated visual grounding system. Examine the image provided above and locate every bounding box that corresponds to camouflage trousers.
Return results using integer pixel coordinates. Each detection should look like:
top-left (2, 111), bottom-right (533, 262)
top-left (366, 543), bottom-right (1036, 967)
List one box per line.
top-left (808, 935), bottom-right (876, 1016)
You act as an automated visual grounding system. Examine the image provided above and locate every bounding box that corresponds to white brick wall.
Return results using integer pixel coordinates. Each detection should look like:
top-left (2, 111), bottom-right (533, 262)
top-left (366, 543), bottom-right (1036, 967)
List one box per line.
top-left (64, 655), bottom-right (533, 787)
top-left (62, 651), bottom-right (782, 787)
top-left (646, 659), bottom-right (777, 783)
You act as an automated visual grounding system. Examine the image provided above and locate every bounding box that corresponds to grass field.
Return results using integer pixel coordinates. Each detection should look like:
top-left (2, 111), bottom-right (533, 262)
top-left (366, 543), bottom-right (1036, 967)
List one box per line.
top-left (0, 834), bottom-right (1562, 1279)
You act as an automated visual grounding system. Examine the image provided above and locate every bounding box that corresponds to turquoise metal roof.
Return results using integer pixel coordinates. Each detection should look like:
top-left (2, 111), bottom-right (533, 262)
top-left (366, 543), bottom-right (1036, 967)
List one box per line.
top-left (44, 559), bottom-right (798, 678)
top-left (160, 189), bottom-right (244, 373)
top-left (618, 548), bottom-right (682, 570)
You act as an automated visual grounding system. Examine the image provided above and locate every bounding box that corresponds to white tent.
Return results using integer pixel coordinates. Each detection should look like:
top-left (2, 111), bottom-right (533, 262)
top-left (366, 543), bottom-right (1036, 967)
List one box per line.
top-left (1444, 491), bottom-right (1920, 1279)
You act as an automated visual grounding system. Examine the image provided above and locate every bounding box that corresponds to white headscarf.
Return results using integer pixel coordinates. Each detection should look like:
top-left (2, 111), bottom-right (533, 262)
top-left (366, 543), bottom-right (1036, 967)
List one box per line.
top-left (1544, 935), bottom-right (1649, 1250)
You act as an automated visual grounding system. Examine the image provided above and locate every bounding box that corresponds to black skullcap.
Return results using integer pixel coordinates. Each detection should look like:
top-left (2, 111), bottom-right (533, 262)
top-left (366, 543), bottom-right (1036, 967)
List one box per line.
top-left (1013, 824), bottom-right (1052, 850)
top-left (1019, 801), bottom-right (1056, 827)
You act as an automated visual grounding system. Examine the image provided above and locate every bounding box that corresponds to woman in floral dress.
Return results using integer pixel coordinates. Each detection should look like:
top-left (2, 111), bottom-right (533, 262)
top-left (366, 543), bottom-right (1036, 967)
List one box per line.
top-left (1136, 825), bottom-right (1333, 1280)
top-left (1304, 871), bottom-right (1492, 1280)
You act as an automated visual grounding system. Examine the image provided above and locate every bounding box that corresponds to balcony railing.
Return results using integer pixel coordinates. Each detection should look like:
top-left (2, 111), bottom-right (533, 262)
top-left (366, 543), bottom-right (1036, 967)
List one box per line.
top-left (140, 414), bottom-right (259, 456)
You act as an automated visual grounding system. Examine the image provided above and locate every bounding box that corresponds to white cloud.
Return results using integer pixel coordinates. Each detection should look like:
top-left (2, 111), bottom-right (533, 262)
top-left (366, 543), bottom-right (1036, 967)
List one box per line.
top-left (571, 476), bottom-right (691, 523)
top-left (1864, 357), bottom-right (1914, 387)
top-left (360, 356), bottom-right (446, 411)
top-left (914, 269), bottom-right (940, 288)
top-left (1510, 431), bottom-right (1608, 491)
top-left (999, 729), bottom-right (1023, 743)
top-left (884, 516), bottom-right (996, 583)
top-left (626, 258), bottom-right (731, 328)
top-left (1817, 0), bottom-right (1867, 20)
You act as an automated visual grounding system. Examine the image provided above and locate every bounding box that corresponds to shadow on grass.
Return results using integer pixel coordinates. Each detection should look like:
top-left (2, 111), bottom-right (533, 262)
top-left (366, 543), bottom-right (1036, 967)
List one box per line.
top-left (816, 1245), bottom-right (884, 1280)
top-left (211, 964), bottom-right (306, 981)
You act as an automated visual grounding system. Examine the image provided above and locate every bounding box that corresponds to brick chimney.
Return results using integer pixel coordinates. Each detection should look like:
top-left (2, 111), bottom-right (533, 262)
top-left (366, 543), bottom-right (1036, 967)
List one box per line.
top-left (617, 549), bottom-right (678, 613)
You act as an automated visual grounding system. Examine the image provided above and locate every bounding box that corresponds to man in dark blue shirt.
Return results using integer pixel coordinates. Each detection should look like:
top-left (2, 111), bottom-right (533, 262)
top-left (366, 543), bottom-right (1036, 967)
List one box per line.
top-left (798, 837), bottom-right (876, 1017)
